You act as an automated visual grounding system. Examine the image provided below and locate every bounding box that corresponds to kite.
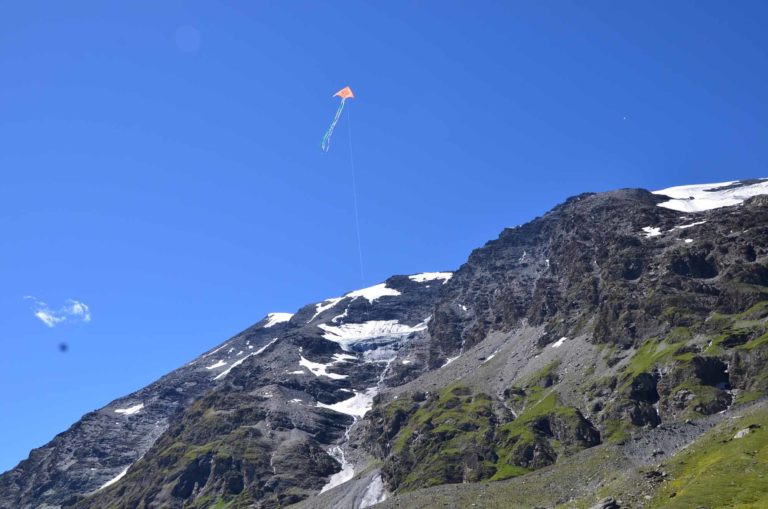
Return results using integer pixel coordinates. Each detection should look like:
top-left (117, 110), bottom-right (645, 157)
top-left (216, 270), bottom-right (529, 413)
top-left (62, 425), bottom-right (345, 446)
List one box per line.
top-left (321, 86), bottom-right (354, 152)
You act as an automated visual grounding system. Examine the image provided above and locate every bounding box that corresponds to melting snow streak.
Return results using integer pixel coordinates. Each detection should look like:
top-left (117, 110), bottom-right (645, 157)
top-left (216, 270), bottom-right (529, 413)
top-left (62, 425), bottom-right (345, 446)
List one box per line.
top-left (319, 446), bottom-right (354, 493)
top-left (114, 403), bottom-right (144, 415)
top-left (299, 356), bottom-right (347, 379)
top-left (360, 474), bottom-right (388, 507)
top-left (98, 467), bottom-right (129, 490)
top-left (213, 338), bottom-right (278, 380)
top-left (317, 388), bottom-right (377, 418)
top-left (551, 337), bottom-right (567, 348)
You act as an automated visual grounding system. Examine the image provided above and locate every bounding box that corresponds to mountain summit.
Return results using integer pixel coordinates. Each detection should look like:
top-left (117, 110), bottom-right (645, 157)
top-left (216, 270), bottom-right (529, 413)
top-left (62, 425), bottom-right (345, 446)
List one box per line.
top-left (3, 179), bottom-right (768, 509)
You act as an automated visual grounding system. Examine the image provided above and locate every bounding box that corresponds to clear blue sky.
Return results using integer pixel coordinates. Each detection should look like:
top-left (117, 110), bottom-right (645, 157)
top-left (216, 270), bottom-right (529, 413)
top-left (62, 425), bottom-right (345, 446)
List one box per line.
top-left (2, 1), bottom-right (767, 472)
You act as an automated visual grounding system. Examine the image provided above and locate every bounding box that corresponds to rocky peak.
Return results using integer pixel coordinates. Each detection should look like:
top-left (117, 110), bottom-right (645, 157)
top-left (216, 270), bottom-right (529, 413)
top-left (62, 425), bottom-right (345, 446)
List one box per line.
top-left (3, 179), bottom-right (768, 509)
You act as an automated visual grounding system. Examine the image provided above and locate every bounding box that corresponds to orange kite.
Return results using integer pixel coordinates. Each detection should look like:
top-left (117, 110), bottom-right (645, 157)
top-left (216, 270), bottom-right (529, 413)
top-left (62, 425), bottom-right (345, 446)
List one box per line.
top-left (334, 86), bottom-right (355, 100)
top-left (321, 86), bottom-right (355, 152)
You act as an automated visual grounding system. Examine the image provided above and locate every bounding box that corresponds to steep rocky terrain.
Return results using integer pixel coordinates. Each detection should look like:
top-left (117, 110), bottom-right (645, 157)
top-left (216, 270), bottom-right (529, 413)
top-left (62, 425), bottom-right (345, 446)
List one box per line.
top-left (3, 179), bottom-right (768, 509)
top-left (0, 311), bottom-right (299, 508)
top-left (0, 273), bottom-right (449, 509)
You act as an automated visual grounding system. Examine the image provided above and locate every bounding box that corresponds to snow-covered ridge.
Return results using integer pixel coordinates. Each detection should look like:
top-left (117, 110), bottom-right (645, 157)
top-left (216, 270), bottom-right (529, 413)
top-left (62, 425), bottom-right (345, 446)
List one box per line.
top-left (654, 179), bottom-right (768, 212)
top-left (263, 312), bottom-right (293, 328)
top-left (310, 273), bottom-right (450, 322)
top-left (408, 272), bottom-right (453, 284)
top-left (310, 283), bottom-right (401, 321)
top-left (345, 283), bottom-right (401, 302)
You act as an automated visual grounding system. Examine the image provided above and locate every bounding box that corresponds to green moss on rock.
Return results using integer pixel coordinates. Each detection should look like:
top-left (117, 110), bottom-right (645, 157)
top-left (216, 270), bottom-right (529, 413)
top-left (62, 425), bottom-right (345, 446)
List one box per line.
top-left (649, 407), bottom-right (768, 508)
top-left (369, 383), bottom-right (600, 492)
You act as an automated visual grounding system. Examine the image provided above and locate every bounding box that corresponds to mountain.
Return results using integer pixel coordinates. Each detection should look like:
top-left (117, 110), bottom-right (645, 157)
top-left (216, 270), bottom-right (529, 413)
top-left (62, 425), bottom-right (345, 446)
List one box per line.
top-left (2, 179), bottom-right (768, 509)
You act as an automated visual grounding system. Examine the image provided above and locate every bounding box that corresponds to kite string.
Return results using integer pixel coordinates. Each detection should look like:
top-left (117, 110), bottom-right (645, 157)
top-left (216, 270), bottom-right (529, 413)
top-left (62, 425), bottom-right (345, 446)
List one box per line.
top-left (347, 104), bottom-right (364, 282)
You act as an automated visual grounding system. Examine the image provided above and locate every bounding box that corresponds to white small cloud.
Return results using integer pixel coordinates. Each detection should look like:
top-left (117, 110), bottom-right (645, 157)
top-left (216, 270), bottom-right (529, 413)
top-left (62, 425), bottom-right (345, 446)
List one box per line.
top-left (35, 310), bottom-right (65, 327)
top-left (65, 300), bottom-right (91, 322)
top-left (26, 297), bottom-right (92, 327)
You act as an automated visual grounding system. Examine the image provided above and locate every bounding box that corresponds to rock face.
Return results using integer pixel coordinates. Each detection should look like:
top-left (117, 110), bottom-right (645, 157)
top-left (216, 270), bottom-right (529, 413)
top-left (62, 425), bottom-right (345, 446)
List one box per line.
top-left (25, 274), bottom-right (448, 509)
top-left (0, 314), bottom-right (298, 509)
top-left (3, 179), bottom-right (768, 509)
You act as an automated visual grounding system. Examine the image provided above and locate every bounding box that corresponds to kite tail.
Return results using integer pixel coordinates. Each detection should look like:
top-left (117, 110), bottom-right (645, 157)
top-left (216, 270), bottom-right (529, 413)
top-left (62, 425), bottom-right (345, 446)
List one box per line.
top-left (321, 98), bottom-right (346, 152)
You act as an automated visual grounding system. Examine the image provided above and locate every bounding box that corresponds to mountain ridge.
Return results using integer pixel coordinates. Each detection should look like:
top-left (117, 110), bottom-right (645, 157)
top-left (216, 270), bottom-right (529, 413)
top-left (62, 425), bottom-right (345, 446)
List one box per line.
top-left (3, 178), bottom-right (768, 509)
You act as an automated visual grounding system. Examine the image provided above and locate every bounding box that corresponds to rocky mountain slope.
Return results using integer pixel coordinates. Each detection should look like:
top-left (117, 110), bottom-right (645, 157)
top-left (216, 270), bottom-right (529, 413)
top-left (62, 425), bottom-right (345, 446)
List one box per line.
top-left (3, 178), bottom-right (768, 509)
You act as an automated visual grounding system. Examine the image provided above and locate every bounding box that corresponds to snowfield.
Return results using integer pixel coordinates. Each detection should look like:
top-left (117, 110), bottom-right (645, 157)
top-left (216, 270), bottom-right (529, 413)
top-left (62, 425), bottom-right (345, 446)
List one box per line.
top-left (408, 272), bottom-right (453, 284)
top-left (317, 387), bottom-right (378, 418)
top-left (654, 179), bottom-right (768, 212)
top-left (263, 312), bottom-right (293, 328)
top-left (318, 320), bottom-right (427, 351)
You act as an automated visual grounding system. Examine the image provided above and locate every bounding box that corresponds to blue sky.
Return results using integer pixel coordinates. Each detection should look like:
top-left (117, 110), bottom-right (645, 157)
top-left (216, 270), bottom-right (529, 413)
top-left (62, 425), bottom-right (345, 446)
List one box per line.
top-left (2, 1), bottom-right (768, 472)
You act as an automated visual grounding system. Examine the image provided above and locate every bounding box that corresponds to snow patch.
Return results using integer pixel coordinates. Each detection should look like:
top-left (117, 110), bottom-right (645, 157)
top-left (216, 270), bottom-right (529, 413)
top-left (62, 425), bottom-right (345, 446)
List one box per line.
top-left (551, 337), bottom-right (567, 348)
top-left (213, 337), bottom-right (278, 380)
top-left (114, 403), bottom-right (144, 416)
top-left (441, 354), bottom-right (460, 368)
top-left (263, 312), bottom-right (293, 328)
top-left (98, 467), bottom-right (129, 490)
top-left (205, 360), bottom-right (227, 370)
top-left (311, 282), bottom-right (402, 322)
top-left (408, 272), bottom-right (453, 284)
top-left (287, 370), bottom-right (305, 375)
top-left (676, 220), bottom-right (706, 229)
top-left (332, 352), bottom-right (357, 363)
top-left (317, 387), bottom-right (378, 418)
top-left (345, 283), bottom-right (401, 303)
top-left (318, 320), bottom-right (426, 351)
top-left (685, 238), bottom-right (694, 244)
top-left (311, 297), bottom-right (344, 321)
top-left (360, 474), bottom-right (388, 508)
top-left (331, 307), bottom-right (349, 323)
top-left (299, 356), bottom-right (347, 379)
top-left (320, 446), bottom-right (354, 493)
top-left (654, 179), bottom-right (768, 212)
top-left (641, 226), bottom-right (662, 238)
top-left (201, 343), bottom-right (229, 358)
